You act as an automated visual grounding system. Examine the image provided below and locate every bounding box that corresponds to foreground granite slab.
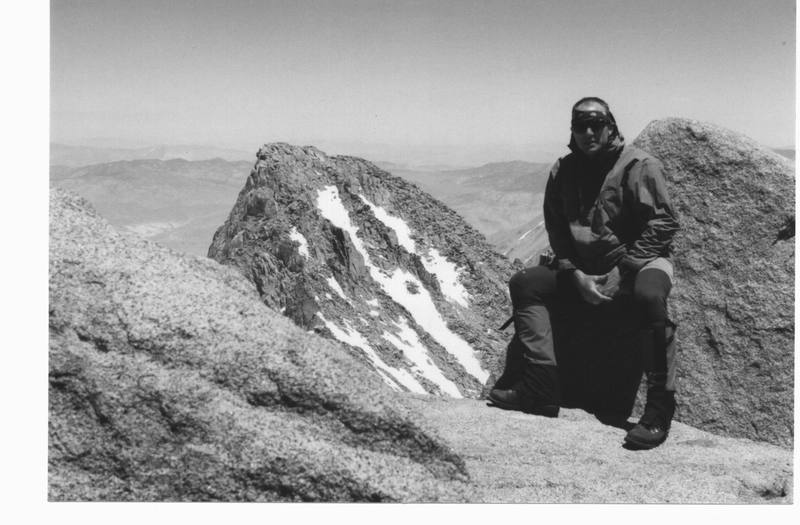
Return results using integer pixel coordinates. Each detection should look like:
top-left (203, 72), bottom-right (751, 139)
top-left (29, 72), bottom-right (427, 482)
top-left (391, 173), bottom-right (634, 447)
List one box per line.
top-left (407, 396), bottom-right (792, 503)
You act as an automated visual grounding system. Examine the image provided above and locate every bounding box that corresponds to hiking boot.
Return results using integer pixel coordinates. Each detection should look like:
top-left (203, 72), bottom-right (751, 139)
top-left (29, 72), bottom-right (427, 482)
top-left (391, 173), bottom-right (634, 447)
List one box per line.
top-left (488, 388), bottom-right (521, 410)
top-left (488, 388), bottom-right (560, 418)
top-left (624, 420), bottom-right (669, 449)
top-left (523, 403), bottom-right (560, 418)
top-left (624, 390), bottom-right (675, 449)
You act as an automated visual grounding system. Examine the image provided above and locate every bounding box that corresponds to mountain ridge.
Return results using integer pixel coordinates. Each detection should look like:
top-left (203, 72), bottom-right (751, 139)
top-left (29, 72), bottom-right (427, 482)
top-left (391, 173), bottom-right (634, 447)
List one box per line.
top-left (207, 143), bottom-right (516, 398)
top-left (51, 158), bottom-right (252, 256)
top-left (50, 142), bottom-right (253, 166)
top-left (387, 161), bottom-right (550, 246)
top-left (50, 156), bottom-right (550, 260)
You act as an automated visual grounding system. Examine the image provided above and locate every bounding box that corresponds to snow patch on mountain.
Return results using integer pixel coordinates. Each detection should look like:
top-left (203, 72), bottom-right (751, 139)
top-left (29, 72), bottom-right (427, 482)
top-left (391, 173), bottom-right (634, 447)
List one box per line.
top-left (316, 185), bottom-right (489, 383)
top-left (358, 194), bottom-right (416, 252)
top-left (382, 318), bottom-right (463, 397)
top-left (359, 194), bottom-right (470, 307)
top-left (326, 276), bottom-right (348, 301)
top-left (420, 249), bottom-right (470, 307)
top-left (316, 312), bottom-right (427, 394)
top-left (289, 227), bottom-right (310, 259)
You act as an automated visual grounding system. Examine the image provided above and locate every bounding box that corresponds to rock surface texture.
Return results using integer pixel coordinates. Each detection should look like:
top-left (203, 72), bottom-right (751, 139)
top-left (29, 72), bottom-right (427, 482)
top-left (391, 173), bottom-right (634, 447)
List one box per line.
top-left (208, 144), bottom-right (516, 398)
top-left (49, 188), bottom-right (792, 503)
top-left (633, 119), bottom-right (794, 448)
top-left (409, 397), bottom-right (791, 503)
top-left (49, 189), bottom-right (469, 502)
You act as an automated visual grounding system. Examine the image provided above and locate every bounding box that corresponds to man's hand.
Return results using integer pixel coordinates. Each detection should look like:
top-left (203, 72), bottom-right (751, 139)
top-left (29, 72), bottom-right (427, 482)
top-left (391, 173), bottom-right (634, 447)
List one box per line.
top-left (572, 269), bottom-right (613, 305)
top-left (596, 266), bottom-right (623, 299)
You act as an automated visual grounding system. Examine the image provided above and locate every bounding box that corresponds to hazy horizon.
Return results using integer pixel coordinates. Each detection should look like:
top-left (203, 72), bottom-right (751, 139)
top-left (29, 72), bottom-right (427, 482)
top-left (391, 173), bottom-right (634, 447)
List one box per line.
top-left (50, 136), bottom-right (567, 167)
top-left (51, 0), bottom-right (795, 166)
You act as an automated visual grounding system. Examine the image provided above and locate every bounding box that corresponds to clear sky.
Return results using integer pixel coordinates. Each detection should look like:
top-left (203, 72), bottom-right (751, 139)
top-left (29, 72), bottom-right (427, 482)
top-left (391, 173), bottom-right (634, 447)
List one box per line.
top-left (51, 0), bottom-right (795, 164)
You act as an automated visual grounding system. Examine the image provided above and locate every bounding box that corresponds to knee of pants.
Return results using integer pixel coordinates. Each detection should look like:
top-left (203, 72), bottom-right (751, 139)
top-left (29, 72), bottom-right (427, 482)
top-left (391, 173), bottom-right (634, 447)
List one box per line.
top-left (633, 287), bottom-right (668, 323)
top-left (508, 266), bottom-right (555, 307)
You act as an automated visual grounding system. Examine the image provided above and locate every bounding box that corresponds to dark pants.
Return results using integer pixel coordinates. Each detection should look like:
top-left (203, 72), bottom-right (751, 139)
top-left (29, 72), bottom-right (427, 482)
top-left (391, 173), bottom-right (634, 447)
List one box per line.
top-left (494, 264), bottom-right (676, 413)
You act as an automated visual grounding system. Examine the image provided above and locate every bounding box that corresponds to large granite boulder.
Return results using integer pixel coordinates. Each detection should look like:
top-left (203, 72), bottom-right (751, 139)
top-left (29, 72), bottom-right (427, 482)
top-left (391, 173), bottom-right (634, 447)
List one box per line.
top-left (48, 188), bottom-right (469, 502)
top-left (208, 144), bottom-right (516, 399)
top-left (633, 118), bottom-right (794, 447)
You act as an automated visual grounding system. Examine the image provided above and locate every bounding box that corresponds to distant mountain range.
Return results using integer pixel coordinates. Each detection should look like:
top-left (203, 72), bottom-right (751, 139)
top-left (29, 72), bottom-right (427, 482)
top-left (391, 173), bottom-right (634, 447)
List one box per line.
top-left (772, 148), bottom-right (795, 161)
top-left (51, 141), bottom-right (795, 167)
top-left (50, 152), bottom-right (554, 262)
top-left (51, 158), bottom-right (252, 256)
top-left (51, 143), bottom-right (253, 167)
top-left (385, 161), bottom-right (552, 264)
top-left (55, 141), bottom-right (789, 266)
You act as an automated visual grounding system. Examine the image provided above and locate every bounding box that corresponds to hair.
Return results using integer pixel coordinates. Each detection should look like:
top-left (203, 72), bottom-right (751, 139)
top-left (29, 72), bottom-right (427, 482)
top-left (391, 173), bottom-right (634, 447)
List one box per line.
top-left (572, 96), bottom-right (612, 114)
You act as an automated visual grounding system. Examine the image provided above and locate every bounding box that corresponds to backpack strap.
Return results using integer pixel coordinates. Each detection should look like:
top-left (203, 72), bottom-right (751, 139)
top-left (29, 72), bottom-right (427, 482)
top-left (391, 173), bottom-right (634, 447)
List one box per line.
top-left (620, 157), bottom-right (639, 189)
top-left (618, 157), bottom-right (640, 211)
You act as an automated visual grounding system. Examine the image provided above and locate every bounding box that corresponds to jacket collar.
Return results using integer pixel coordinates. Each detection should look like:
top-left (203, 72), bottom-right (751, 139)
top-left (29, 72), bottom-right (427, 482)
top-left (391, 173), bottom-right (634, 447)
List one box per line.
top-left (568, 135), bottom-right (625, 172)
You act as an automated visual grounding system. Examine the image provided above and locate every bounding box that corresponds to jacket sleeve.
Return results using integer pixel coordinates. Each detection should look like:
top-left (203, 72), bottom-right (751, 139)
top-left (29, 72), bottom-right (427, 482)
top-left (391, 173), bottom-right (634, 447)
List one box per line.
top-left (543, 161), bottom-right (578, 271)
top-left (617, 157), bottom-right (680, 273)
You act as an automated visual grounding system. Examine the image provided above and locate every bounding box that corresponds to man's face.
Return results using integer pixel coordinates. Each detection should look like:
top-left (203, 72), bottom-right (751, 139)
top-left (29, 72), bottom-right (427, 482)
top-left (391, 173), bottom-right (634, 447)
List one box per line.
top-left (571, 102), bottom-right (612, 157)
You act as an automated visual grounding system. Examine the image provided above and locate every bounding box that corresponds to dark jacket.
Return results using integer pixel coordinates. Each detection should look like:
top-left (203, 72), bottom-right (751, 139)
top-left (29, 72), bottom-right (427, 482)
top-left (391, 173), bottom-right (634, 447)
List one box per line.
top-left (544, 141), bottom-right (679, 275)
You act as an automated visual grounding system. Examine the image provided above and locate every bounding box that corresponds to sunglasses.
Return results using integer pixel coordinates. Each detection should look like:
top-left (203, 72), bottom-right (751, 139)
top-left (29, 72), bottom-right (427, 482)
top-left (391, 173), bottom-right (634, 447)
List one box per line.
top-left (571, 117), bottom-right (610, 134)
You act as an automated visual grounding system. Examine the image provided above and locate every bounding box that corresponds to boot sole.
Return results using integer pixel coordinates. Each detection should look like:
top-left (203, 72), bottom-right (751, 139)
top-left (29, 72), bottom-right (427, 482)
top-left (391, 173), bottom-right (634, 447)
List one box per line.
top-left (623, 432), bottom-right (668, 450)
top-left (487, 394), bottom-right (559, 418)
top-left (524, 405), bottom-right (560, 418)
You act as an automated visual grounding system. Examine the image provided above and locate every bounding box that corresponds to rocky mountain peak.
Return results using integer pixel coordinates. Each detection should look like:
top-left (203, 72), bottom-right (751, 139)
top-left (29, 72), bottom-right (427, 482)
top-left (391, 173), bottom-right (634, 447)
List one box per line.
top-left (209, 143), bottom-right (515, 398)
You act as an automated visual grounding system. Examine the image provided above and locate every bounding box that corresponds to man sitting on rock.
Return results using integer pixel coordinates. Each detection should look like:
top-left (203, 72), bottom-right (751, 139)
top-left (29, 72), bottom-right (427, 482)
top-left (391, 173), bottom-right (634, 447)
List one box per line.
top-left (489, 97), bottom-right (680, 449)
